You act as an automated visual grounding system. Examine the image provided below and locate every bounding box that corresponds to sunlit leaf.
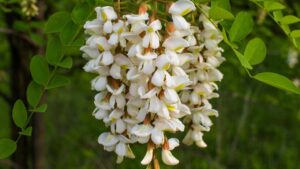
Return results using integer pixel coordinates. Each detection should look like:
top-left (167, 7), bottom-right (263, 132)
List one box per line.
top-left (229, 12), bottom-right (254, 42)
top-left (279, 15), bottom-right (300, 25)
top-left (254, 72), bottom-right (300, 94)
top-left (209, 6), bottom-right (234, 20)
top-left (264, 1), bottom-right (285, 12)
top-left (244, 38), bottom-right (267, 65)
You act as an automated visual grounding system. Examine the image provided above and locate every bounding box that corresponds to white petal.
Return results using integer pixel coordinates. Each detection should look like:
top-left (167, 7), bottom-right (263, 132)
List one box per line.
top-left (116, 95), bottom-right (126, 109)
top-left (169, 0), bottom-right (196, 16)
top-left (115, 142), bottom-right (127, 157)
top-left (156, 54), bottom-right (171, 69)
top-left (108, 33), bottom-right (119, 45)
top-left (162, 150), bottom-right (179, 165)
top-left (141, 148), bottom-right (153, 165)
top-left (150, 33), bottom-right (160, 49)
top-left (142, 34), bottom-right (151, 48)
top-left (101, 6), bottom-right (118, 20)
top-left (104, 21), bottom-right (113, 34)
top-left (124, 13), bottom-right (149, 24)
top-left (149, 96), bottom-right (162, 113)
top-left (98, 132), bottom-right (118, 146)
top-left (151, 128), bottom-right (164, 145)
top-left (163, 37), bottom-right (189, 52)
top-left (150, 20), bottom-right (162, 31)
top-left (151, 69), bottom-right (165, 87)
top-left (93, 109), bottom-right (108, 120)
top-left (109, 109), bottom-right (124, 120)
top-left (83, 19), bottom-right (102, 35)
top-left (80, 45), bottom-right (99, 59)
top-left (159, 104), bottom-right (171, 119)
top-left (131, 124), bottom-right (153, 137)
top-left (172, 15), bottom-right (190, 30)
top-left (116, 119), bottom-right (126, 133)
top-left (182, 129), bottom-right (193, 145)
top-left (127, 67), bottom-right (140, 80)
top-left (164, 88), bottom-right (179, 103)
top-left (110, 64), bottom-right (121, 79)
top-left (141, 60), bottom-right (155, 75)
top-left (101, 51), bottom-right (114, 65)
top-left (116, 156), bottom-right (124, 164)
top-left (91, 76), bottom-right (107, 91)
top-left (142, 88), bottom-right (160, 99)
top-left (168, 138), bottom-right (179, 150)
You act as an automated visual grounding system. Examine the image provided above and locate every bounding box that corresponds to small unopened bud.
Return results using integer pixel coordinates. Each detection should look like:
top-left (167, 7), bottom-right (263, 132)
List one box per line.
top-left (166, 22), bottom-right (175, 34)
top-left (139, 3), bottom-right (148, 15)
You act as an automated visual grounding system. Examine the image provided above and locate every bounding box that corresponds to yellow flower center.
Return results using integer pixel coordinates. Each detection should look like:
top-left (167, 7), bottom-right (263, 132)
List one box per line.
top-left (101, 11), bottom-right (107, 21)
top-left (174, 45), bottom-right (184, 52)
top-left (167, 105), bottom-right (176, 111)
top-left (117, 28), bottom-right (123, 34)
top-left (175, 84), bottom-right (185, 91)
top-left (147, 27), bottom-right (154, 33)
top-left (121, 65), bottom-right (128, 69)
top-left (98, 45), bottom-right (105, 52)
top-left (180, 9), bottom-right (191, 16)
top-left (162, 64), bottom-right (171, 70)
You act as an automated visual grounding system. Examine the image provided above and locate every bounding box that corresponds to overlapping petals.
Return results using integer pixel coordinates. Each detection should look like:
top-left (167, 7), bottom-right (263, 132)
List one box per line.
top-left (81, 1), bottom-right (224, 167)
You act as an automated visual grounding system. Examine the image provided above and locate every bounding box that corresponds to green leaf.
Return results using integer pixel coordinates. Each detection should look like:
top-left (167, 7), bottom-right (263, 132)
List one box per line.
top-left (244, 38), bottom-right (267, 65)
top-left (229, 12), bottom-right (254, 42)
top-left (46, 35), bottom-right (63, 65)
top-left (35, 104), bottom-right (48, 113)
top-left (0, 139), bottom-right (17, 159)
top-left (30, 33), bottom-right (44, 46)
top-left (58, 57), bottom-right (73, 69)
top-left (13, 21), bottom-right (30, 32)
top-left (19, 127), bottom-right (32, 136)
top-left (60, 20), bottom-right (80, 45)
top-left (279, 15), bottom-right (300, 25)
top-left (12, 100), bottom-right (27, 128)
top-left (254, 72), bottom-right (300, 94)
top-left (72, 2), bottom-right (90, 24)
top-left (45, 12), bottom-right (71, 33)
top-left (290, 30), bottom-right (300, 38)
top-left (273, 11), bottom-right (291, 35)
top-left (211, 0), bottom-right (231, 11)
top-left (46, 75), bottom-right (70, 89)
top-left (27, 81), bottom-right (43, 107)
top-left (264, 1), bottom-right (286, 12)
top-left (30, 55), bottom-right (50, 86)
top-left (209, 6), bottom-right (234, 20)
top-left (233, 49), bottom-right (253, 69)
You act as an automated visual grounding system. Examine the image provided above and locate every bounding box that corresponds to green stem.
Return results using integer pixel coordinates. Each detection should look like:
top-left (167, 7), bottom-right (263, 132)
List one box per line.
top-left (15, 66), bottom-right (57, 143)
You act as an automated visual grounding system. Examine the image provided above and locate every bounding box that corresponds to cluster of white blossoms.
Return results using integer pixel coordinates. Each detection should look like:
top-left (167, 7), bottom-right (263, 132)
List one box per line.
top-left (81, 0), bottom-right (224, 167)
top-left (21, 0), bottom-right (39, 17)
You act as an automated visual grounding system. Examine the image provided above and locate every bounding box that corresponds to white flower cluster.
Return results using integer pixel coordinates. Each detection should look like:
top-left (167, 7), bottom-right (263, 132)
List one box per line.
top-left (21, 0), bottom-right (39, 17)
top-left (81, 0), bottom-right (224, 166)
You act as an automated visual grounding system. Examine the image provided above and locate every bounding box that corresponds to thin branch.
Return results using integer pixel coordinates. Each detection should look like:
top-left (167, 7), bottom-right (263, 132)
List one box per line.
top-left (0, 28), bottom-right (39, 48)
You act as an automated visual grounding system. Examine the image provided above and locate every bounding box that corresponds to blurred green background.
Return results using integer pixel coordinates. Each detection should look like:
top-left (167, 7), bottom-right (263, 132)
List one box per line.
top-left (1, 0), bottom-right (300, 169)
